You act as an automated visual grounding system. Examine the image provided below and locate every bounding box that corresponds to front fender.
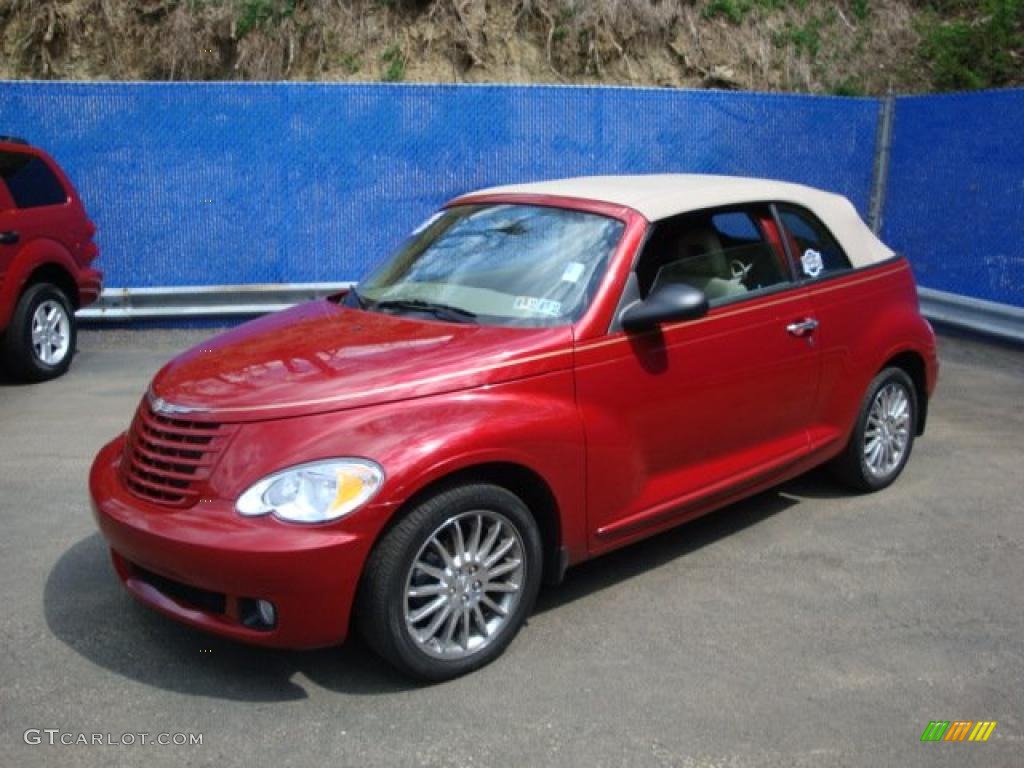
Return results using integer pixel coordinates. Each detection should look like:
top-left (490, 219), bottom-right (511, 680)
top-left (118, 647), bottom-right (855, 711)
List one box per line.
top-left (210, 369), bottom-right (588, 562)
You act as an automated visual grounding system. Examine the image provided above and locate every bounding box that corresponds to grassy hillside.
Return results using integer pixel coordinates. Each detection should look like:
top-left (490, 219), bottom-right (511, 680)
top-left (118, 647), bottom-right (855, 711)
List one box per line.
top-left (1, 0), bottom-right (1021, 94)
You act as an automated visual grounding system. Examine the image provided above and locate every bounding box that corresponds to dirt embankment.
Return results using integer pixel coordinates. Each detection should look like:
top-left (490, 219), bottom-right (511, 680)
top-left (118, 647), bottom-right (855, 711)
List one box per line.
top-left (1, 1), bottom-right (1020, 94)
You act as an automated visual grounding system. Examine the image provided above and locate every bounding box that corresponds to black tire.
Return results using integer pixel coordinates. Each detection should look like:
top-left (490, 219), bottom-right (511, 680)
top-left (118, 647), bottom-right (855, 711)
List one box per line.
top-left (829, 367), bottom-right (917, 492)
top-left (357, 483), bottom-right (543, 681)
top-left (0, 282), bottom-right (77, 382)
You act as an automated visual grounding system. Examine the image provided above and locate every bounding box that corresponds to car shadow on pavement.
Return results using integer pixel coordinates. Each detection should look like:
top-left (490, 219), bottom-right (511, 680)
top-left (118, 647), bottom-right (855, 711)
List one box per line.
top-left (534, 477), bottom-right (818, 616)
top-left (45, 470), bottom-right (845, 699)
top-left (0, 369), bottom-right (33, 386)
top-left (44, 533), bottom-right (417, 701)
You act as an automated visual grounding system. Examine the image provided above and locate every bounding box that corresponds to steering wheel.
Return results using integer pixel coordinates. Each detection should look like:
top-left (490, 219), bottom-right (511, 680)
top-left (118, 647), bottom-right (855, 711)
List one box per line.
top-left (729, 259), bottom-right (752, 284)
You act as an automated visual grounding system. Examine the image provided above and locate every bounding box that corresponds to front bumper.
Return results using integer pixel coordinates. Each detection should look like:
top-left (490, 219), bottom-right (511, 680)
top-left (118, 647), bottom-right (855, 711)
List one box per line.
top-left (89, 436), bottom-right (380, 649)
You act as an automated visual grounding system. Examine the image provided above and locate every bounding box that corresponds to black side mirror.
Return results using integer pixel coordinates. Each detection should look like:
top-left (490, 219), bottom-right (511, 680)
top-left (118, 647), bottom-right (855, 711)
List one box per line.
top-left (620, 283), bottom-right (709, 332)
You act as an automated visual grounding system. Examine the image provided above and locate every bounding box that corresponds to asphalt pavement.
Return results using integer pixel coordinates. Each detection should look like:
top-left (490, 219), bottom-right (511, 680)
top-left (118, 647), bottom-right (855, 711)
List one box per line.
top-left (1, 327), bottom-right (1021, 767)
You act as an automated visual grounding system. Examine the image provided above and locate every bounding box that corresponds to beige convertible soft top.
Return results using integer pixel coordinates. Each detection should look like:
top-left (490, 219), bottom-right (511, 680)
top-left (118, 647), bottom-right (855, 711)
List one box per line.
top-left (467, 174), bottom-right (894, 268)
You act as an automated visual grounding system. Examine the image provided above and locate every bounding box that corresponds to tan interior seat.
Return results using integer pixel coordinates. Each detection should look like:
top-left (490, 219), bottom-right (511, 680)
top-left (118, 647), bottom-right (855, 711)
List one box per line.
top-left (652, 228), bottom-right (748, 301)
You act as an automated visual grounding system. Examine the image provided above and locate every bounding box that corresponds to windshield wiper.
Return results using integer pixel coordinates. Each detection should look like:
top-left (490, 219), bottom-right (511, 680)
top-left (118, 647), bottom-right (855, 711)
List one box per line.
top-left (335, 286), bottom-right (366, 308)
top-left (348, 287), bottom-right (366, 308)
top-left (373, 298), bottom-right (478, 323)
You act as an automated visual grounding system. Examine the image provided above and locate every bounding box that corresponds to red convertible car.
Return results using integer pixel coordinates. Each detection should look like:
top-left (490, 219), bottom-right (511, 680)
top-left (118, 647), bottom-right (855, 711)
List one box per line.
top-left (91, 175), bottom-right (938, 680)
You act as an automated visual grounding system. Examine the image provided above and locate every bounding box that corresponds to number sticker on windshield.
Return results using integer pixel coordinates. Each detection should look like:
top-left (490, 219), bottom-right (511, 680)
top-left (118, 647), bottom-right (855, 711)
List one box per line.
top-left (513, 296), bottom-right (562, 316)
top-left (561, 261), bottom-right (586, 283)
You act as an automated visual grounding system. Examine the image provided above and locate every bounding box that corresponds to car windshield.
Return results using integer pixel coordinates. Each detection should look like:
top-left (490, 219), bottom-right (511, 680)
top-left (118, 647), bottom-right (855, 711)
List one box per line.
top-left (351, 204), bottom-right (625, 327)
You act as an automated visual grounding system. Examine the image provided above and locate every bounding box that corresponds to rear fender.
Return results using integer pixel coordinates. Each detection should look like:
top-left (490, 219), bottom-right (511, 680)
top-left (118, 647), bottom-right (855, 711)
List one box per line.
top-left (0, 239), bottom-right (78, 329)
top-left (820, 275), bottom-right (937, 445)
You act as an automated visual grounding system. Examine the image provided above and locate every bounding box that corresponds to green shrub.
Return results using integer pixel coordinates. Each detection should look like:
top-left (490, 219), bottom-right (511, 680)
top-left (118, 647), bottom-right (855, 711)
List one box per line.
top-left (380, 44), bottom-right (406, 81)
top-left (830, 77), bottom-right (866, 96)
top-left (702, 0), bottom-right (751, 23)
top-left (774, 16), bottom-right (825, 57)
top-left (340, 52), bottom-right (362, 74)
top-left (702, 0), bottom-right (795, 24)
top-left (919, 0), bottom-right (1024, 90)
top-left (235, 0), bottom-right (295, 37)
top-left (702, 0), bottom-right (812, 24)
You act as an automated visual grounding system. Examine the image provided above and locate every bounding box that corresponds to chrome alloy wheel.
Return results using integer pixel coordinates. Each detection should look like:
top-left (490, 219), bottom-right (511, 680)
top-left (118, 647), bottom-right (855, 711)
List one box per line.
top-left (404, 510), bottom-right (525, 660)
top-left (31, 299), bottom-right (70, 366)
top-left (863, 381), bottom-right (911, 478)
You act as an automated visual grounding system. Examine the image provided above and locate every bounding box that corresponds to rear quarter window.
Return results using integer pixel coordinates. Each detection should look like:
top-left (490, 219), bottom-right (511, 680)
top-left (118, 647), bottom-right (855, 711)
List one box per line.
top-left (0, 152), bottom-right (68, 209)
top-left (777, 205), bottom-right (852, 280)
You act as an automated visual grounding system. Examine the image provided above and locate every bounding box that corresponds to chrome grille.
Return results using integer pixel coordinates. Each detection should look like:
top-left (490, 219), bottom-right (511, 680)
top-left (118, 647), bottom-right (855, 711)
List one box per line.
top-left (120, 399), bottom-right (231, 507)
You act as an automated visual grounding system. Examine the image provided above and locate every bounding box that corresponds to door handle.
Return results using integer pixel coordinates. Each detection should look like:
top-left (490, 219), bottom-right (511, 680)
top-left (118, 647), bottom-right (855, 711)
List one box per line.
top-left (0, 230), bottom-right (19, 245)
top-left (786, 318), bottom-right (819, 337)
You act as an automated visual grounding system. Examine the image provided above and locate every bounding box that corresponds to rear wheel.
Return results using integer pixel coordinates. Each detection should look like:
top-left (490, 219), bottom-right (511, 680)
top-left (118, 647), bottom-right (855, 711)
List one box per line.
top-left (830, 367), bottom-right (917, 492)
top-left (357, 483), bottom-right (542, 681)
top-left (0, 282), bottom-right (76, 382)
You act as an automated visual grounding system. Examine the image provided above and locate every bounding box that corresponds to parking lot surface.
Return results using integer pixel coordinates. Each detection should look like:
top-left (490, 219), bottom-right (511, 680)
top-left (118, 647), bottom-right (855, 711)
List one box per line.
top-left (1, 327), bottom-right (1022, 767)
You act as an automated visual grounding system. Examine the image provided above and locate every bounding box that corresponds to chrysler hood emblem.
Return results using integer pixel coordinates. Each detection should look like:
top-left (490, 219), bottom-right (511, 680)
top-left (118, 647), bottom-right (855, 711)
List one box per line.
top-left (148, 393), bottom-right (201, 416)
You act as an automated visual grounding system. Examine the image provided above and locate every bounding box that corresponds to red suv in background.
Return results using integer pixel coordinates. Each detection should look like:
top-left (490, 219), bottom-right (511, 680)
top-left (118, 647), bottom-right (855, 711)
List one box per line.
top-left (0, 136), bottom-right (101, 381)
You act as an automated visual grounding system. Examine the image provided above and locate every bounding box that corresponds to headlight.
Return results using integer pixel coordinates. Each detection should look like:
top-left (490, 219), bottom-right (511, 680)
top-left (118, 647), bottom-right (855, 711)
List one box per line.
top-left (236, 459), bottom-right (383, 524)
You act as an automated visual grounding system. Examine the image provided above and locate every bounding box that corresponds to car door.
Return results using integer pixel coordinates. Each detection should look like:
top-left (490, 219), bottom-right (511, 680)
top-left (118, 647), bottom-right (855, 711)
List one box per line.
top-left (574, 204), bottom-right (822, 551)
top-left (0, 172), bottom-right (18, 291)
top-left (775, 203), bottom-right (903, 452)
top-left (0, 149), bottom-right (73, 289)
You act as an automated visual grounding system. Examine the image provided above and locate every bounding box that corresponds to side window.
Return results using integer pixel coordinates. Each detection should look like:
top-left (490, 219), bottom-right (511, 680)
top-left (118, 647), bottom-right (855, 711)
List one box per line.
top-left (635, 206), bottom-right (792, 306)
top-left (0, 181), bottom-right (13, 212)
top-left (777, 205), bottom-right (852, 280)
top-left (0, 152), bottom-right (68, 209)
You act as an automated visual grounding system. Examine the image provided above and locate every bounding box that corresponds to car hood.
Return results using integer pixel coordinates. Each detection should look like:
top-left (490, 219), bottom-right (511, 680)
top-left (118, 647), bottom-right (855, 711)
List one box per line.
top-left (148, 300), bottom-right (574, 422)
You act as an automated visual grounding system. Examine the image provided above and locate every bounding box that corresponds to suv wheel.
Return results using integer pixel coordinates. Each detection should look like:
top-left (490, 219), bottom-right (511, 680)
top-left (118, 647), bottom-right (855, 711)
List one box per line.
top-left (1, 283), bottom-right (77, 382)
top-left (358, 484), bottom-right (543, 681)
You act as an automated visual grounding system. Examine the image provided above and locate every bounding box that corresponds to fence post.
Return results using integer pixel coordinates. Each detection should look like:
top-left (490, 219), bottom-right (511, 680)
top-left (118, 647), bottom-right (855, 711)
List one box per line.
top-left (868, 89), bottom-right (896, 234)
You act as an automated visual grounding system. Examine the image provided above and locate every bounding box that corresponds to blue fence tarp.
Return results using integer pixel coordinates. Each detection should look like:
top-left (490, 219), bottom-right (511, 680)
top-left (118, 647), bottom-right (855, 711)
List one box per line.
top-left (884, 90), bottom-right (1024, 307)
top-left (0, 81), bottom-right (1021, 308)
top-left (0, 82), bottom-right (877, 287)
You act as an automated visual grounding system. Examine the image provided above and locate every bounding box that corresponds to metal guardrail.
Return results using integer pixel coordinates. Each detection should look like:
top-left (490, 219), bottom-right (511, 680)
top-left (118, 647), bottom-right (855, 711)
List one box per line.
top-left (918, 287), bottom-right (1024, 344)
top-left (78, 282), bottom-right (1024, 344)
top-left (76, 283), bottom-right (352, 321)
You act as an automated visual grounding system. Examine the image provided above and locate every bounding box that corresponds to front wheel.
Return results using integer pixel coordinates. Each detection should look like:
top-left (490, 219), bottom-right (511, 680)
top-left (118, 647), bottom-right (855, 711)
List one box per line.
top-left (357, 484), bottom-right (543, 681)
top-left (0, 283), bottom-right (77, 382)
top-left (830, 367), bottom-right (917, 492)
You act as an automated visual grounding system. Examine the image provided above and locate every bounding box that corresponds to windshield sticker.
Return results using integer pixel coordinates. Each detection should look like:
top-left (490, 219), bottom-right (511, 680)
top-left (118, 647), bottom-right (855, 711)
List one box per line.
top-left (561, 261), bottom-right (586, 283)
top-left (513, 296), bottom-right (562, 316)
top-left (411, 211), bottom-right (444, 235)
top-left (801, 248), bottom-right (824, 278)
